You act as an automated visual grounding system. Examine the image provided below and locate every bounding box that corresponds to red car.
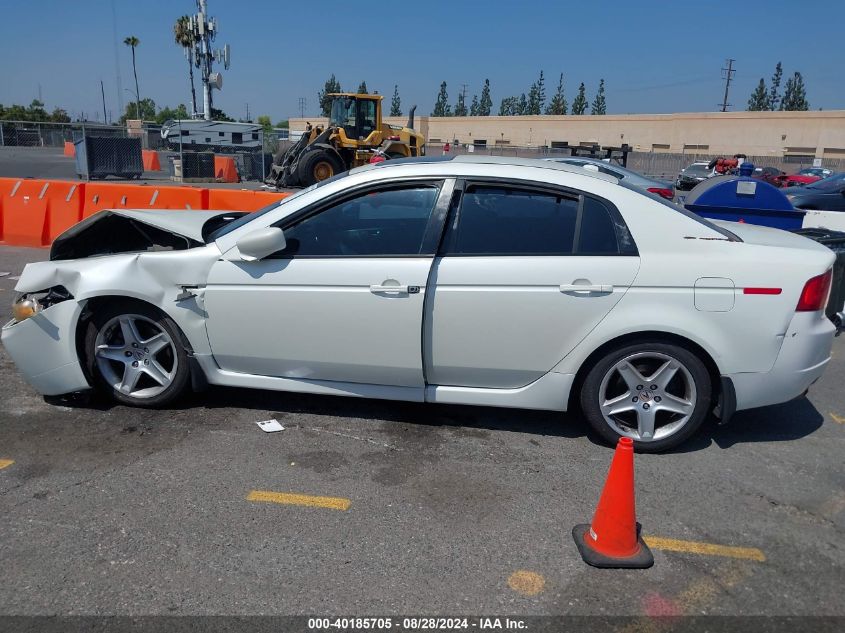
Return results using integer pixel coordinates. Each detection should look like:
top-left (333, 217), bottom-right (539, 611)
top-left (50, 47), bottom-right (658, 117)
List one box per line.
top-left (752, 166), bottom-right (787, 187)
top-left (776, 167), bottom-right (832, 188)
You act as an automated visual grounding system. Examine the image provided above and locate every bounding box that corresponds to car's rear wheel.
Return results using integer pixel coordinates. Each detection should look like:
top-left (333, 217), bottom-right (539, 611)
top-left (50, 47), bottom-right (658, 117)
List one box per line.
top-left (580, 342), bottom-right (712, 452)
top-left (84, 302), bottom-right (190, 407)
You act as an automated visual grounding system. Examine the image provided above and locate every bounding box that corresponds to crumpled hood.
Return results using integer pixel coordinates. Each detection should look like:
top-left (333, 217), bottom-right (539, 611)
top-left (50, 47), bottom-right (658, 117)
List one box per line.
top-left (50, 209), bottom-right (246, 261)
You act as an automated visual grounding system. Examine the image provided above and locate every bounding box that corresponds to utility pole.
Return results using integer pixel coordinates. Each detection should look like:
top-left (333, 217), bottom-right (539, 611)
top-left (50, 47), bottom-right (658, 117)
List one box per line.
top-left (245, 102), bottom-right (250, 122)
top-left (719, 58), bottom-right (735, 112)
top-left (298, 97), bottom-right (306, 118)
top-left (101, 80), bottom-right (108, 124)
top-left (193, 0), bottom-right (231, 120)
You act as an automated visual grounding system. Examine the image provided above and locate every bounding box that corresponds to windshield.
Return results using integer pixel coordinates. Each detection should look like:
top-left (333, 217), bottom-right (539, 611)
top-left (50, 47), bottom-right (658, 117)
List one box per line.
top-left (330, 98), bottom-right (356, 128)
top-left (804, 172), bottom-right (845, 192)
top-left (621, 181), bottom-right (741, 242)
top-left (207, 174), bottom-right (347, 241)
top-left (683, 164), bottom-right (710, 175)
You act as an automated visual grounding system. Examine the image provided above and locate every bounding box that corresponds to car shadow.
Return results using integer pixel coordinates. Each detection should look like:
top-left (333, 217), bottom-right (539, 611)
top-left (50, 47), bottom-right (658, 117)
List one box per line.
top-left (46, 388), bottom-right (826, 452)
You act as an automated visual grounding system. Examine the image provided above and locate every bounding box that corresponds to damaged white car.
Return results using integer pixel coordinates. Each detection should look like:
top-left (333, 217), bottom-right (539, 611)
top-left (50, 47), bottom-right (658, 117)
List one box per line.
top-left (2, 156), bottom-right (838, 451)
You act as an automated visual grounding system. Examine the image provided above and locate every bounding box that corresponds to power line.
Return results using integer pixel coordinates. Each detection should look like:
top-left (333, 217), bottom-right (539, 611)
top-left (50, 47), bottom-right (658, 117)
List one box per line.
top-left (719, 58), bottom-right (736, 112)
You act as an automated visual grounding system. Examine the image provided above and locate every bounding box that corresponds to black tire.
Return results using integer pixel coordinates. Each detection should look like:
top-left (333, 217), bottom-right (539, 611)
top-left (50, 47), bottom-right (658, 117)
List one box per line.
top-left (579, 340), bottom-right (712, 453)
top-left (84, 300), bottom-right (191, 408)
top-left (297, 149), bottom-right (345, 187)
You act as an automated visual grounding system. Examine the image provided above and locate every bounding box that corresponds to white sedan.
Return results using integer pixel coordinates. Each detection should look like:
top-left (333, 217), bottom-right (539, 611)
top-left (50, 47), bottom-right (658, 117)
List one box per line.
top-left (2, 156), bottom-right (838, 451)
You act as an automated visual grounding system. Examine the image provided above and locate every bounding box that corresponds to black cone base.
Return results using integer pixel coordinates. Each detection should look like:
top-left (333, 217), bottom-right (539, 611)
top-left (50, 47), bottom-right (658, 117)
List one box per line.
top-left (572, 524), bottom-right (654, 569)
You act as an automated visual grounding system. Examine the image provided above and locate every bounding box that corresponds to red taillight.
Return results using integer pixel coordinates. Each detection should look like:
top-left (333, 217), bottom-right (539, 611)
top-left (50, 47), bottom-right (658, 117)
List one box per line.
top-left (388, 135), bottom-right (400, 141)
top-left (647, 187), bottom-right (674, 200)
top-left (796, 269), bottom-right (832, 312)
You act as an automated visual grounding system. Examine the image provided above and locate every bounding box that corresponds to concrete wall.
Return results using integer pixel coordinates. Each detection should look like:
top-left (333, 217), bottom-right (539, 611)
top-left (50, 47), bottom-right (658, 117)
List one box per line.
top-left (289, 110), bottom-right (845, 158)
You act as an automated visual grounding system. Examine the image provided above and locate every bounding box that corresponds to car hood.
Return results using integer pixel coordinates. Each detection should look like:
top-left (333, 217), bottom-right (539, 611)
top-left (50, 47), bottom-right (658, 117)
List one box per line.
top-left (50, 209), bottom-right (246, 261)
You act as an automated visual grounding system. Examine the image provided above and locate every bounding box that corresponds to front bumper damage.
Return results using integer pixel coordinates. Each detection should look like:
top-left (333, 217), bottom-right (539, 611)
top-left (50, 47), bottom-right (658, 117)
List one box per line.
top-left (1, 300), bottom-right (91, 395)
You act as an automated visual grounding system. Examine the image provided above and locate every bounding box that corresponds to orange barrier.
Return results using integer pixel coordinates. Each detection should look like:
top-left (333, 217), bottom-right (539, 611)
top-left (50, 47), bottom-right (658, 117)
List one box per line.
top-left (43, 181), bottom-right (84, 243)
top-left (3, 180), bottom-right (51, 247)
top-left (63, 141), bottom-right (75, 157)
top-left (0, 178), bottom-right (289, 247)
top-left (142, 150), bottom-right (162, 171)
top-left (214, 156), bottom-right (239, 183)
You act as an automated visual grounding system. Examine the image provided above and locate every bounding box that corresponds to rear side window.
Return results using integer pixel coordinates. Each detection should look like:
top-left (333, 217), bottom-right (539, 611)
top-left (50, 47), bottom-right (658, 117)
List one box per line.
top-left (445, 186), bottom-right (579, 255)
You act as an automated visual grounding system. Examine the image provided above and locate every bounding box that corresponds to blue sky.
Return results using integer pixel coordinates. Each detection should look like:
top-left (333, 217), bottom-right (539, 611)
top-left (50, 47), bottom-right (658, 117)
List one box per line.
top-left (1, 0), bottom-right (843, 122)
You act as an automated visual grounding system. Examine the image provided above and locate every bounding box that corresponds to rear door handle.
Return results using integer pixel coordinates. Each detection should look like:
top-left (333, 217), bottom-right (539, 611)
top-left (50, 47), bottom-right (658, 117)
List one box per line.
top-left (370, 284), bottom-right (409, 294)
top-left (559, 284), bottom-right (614, 294)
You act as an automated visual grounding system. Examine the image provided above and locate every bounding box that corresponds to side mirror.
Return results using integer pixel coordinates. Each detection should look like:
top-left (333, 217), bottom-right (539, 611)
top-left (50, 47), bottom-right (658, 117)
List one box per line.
top-left (236, 227), bottom-right (286, 262)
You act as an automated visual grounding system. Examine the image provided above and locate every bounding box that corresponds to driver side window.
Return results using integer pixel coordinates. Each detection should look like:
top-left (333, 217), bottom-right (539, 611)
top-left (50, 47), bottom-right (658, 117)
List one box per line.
top-left (272, 186), bottom-right (440, 257)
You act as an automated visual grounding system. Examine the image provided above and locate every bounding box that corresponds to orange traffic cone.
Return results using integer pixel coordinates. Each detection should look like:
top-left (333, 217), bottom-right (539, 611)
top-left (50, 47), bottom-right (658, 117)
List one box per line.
top-left (572, 437), bottom-right (654, 568)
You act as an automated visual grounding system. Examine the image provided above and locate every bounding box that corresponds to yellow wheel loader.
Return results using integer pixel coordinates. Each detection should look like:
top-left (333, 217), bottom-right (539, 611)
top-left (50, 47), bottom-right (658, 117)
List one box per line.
top-left (266, 93), bottom-right (425, 188)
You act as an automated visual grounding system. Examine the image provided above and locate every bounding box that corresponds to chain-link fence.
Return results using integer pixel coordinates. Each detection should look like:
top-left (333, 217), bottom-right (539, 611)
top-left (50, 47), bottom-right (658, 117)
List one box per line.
top-left (425, 142), bottom-right (845, 180)
top-left (0, 119), bottom-right (280, 183)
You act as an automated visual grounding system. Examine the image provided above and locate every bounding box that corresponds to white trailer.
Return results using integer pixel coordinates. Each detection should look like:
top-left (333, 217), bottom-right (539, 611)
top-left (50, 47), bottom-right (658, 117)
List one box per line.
top-left (161, 119), bottom-right (261, 151)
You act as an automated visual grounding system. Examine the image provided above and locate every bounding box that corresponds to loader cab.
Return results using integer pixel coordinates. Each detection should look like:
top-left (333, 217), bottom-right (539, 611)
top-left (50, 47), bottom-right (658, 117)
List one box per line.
top-left (329, 94), bottom-right (381, 144)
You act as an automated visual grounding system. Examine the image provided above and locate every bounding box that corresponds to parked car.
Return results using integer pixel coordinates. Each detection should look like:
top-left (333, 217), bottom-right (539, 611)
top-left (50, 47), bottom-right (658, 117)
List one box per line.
top-left (544, 156), bottom-right (675, 200)
top-left (676, 162), bottom-right (715, 191)
top-left (784, 172), bottom-right (845, 211)
top-left (780, 167), bottom-right (832, 188)
top-left (2, 156), bottom-right (838, 452)
top-left (752, 166), bottom-right (787, 187)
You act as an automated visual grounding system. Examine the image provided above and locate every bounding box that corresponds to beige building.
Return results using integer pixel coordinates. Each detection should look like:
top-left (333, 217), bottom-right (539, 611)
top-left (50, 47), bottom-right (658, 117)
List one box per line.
top-left (289, 110), bottom-right (845, 159)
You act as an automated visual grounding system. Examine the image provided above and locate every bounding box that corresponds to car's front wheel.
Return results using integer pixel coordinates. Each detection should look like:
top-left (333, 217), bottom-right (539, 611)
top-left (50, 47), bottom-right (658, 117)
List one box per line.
top-left (84, 301), bottom-right (190, 407)
top-left (580, 341), bottom-right (712, 452)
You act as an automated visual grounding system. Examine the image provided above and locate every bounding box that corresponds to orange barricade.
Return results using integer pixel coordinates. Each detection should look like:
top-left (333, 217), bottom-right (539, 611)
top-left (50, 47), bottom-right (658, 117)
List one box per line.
top-left (63, 142), bottom-right (75, 157)
top-left (3, 180), bottom-right (50, 247)
top-left (43, 181), bottom-right (84, 243)
top-left (214, 156), bottom-right (239, 183)
top-left (1, 179), bottom-right (290, 247)
top-left (142, 150), bottom-right (162, 171)
top-left (142, 185), bottom-right (206, 210)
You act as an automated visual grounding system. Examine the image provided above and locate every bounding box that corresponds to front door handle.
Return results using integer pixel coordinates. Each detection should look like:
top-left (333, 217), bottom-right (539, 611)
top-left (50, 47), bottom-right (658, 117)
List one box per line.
top-left (370, 284), bottom-right (409, 294)
top-left (559, 284), bottom-right (614, 294)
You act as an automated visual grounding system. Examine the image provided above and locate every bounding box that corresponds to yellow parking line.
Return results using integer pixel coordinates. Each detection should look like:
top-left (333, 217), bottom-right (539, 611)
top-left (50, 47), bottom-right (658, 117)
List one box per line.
top-left (246, 490), bottom-right (351, 511)
top-left (643, 536), bottom-right (765, 562)
top-left (829, 412), bottom-right (845, 425)
top-left (0, 459), bottom-right (14, 470)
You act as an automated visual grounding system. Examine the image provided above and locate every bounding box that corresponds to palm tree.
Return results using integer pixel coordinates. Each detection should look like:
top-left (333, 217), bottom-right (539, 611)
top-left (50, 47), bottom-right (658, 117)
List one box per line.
top-left (173, 16), bottom-right (197, 117)
top-left (123, 36), bottom-right (141, 120)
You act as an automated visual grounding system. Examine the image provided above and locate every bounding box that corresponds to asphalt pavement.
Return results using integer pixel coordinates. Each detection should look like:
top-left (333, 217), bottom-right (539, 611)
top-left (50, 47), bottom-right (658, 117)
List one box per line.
top-left (0, 245), bottom-right (843, 627)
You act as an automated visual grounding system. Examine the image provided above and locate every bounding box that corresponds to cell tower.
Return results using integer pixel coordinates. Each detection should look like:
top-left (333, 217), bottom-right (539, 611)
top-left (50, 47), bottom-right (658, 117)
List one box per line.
top-left (187, 0), bottom-right (231, 120)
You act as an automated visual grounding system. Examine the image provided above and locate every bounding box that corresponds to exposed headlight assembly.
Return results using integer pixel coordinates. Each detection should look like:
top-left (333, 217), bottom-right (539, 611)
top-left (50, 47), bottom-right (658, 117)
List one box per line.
top-left (11, 286), bottom-right (73, 322)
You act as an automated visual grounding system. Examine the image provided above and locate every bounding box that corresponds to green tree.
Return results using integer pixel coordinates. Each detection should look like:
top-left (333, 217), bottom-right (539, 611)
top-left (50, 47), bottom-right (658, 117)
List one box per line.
top-left (527, 70), bottom-right (546, 115)
top-left (318, 74), bottom-right (342, 117)
top-left (469, 94), bottom-right (480, 116)
top-left (174, 16), bottom-right (197, 116)
top-left (571, 82), bottom-right (588, 115)
top-left (517, 93), bottom-right (528, 115)
top-left (50, 107), bottom-right (70, 123)
top-left (390, 84), bottom-right (402, 116)
top-left (121, 98), bottom-right (156, 122)
top-left (781, 71), bottom-right (809, 111)
top-left (123, 36), bottom-right (142, 120)
top-left (590, 79), bottom-right (606, 115)
top-left (357, 81), bottom-right (368, 94)
top-left (210, 107), bottom-right (234, 122)
top-left (454, 88), bottom-right (468, 117)
top-left (747, 78), bottom-right (769, 111)
top-left (154, 103), bottom-right (189, 124)
top-left (498, 97), bottom-right (514, 116)
top-left (767, 62), bottom-right (783, 111)
top-left (257, 114), bottom-right (274, 136)
top-left (274, 119), bottom-right (289, 129)
top-left (478, 78), bottom-right (493, 116)
top-left (545, 73), bottom-right (567, 115)
top-left (432, 81), bottom-right (451, 116)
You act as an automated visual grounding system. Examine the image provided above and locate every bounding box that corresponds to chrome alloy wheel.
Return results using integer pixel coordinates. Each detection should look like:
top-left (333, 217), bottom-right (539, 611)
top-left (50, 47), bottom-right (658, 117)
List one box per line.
top-left (597, 351), bottom-right (697, 442)
top-left (93, 314), bottom-right (178, 399)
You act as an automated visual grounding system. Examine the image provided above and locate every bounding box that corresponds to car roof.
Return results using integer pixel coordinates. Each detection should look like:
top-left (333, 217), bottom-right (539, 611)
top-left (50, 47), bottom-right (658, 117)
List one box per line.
top-left (352, 154), bottom-right (619, 184)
